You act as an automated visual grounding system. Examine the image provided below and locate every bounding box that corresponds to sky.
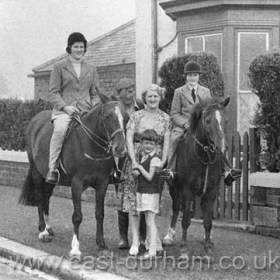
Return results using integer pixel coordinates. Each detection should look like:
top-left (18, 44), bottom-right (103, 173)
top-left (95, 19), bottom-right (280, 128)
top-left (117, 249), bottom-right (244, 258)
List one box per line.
top-left (0, 0), bottom-right (135, 99)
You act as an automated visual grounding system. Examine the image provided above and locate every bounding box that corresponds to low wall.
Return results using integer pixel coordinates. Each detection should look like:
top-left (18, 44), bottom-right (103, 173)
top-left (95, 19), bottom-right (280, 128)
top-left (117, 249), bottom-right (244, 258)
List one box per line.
top-left (0, 149), bottom-right (172, 216)
top-left (250, 172), bottom-right (280, 238)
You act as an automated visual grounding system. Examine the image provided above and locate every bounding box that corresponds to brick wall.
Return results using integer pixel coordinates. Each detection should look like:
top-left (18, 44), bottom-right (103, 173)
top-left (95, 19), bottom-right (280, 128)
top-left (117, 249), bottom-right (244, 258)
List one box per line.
top-left (34, 63), bottom-right (136, 100)
top-left (0, 161), bottom-right (29, 188)
top-left (34, 74), bottom-right (50, 101)
top-left (98, 63), bottom-right (135, 96)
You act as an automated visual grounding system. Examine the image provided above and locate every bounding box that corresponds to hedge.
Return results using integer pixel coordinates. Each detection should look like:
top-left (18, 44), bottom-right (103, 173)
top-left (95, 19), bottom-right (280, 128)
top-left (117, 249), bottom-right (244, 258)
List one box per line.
top-left (158, 52), bottom-right (224, 113)
top-left (248, 51), bottom-right (280, 172)
top-left (0, 99), bottom-right (52, 151)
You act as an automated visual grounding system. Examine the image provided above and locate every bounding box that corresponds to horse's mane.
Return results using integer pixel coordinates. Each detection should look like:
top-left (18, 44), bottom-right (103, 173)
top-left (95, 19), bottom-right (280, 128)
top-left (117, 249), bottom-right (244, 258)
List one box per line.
top-left (82, 93), bottom-right (127, 124)
top-left (189, 98), bottom-right (217, 133)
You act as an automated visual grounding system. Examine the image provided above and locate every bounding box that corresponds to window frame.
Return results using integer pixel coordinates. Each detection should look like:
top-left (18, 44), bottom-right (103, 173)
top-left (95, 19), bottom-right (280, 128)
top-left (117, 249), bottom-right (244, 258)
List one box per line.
top-left (237, 31), bottom-right (269, 93)
top-left (185, 33), bottom-right (223, 67)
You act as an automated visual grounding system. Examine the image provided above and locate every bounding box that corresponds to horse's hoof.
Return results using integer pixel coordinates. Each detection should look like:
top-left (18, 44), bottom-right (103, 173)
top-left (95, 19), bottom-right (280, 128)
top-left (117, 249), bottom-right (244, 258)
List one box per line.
top-left (163, 228), bottom-right (176, 246)
top-left (178, 252), bottom-right (190, 261)
top-left (97, 249), bottom-right (112, 259)
top-left (38, 231), bottom-right (53, 242)
top-left (47, 228), bottom-right (54, 236)
top-left (162, 238), bottom-right (173, 246)
top-left (203, 242), bottom-right (215, 264)
top-left (204, 247), bottom-right (215, 264)
top-left (179, 247), bottom-right (190, 261)
top-left (39, 235), bottom-right (52, 243)
top-left (204, 254), bottom-right (215, 264)
top-left (69, 253), bottom-right (82, 263)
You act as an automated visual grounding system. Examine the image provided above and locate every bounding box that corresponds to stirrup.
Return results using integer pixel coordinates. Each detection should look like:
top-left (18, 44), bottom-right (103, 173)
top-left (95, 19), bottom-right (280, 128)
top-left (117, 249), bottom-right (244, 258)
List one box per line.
top-left (45, 169), bottom-right (60, 185)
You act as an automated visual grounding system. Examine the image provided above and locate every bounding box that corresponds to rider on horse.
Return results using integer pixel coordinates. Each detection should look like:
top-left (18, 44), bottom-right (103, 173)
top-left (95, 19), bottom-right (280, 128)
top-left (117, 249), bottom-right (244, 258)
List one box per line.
top-left (46, 32), bottom-right (101, 184)
top-left (165, 61), bottom-right (241, 185)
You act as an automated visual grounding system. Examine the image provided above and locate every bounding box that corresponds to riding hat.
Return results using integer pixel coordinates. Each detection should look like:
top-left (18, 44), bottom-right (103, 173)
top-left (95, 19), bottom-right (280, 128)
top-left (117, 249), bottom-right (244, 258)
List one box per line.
top-left (66, 32), bottom-right (87, 54)
top-left (116, 78), bottom-right (135, 92)
top-left (184, 61), bottom-right (201, 74)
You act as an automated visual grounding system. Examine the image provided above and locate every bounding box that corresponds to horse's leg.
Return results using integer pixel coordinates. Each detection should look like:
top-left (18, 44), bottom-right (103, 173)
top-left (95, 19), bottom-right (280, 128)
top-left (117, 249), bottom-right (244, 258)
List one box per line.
top-left (29, 168), bottom-right (50, 242)
top-left (43, 183), bottom-right (55, 236)
top-left (200, 193), bottom-right (215, 263)
top-left (69, 176), bottom-right (84, 259)
top-left (179, 190), bottom-right (192, 260)
top-left (163, 178), bottom-right (181, 246)
top-left (37, 182), bottom-right (55, 242)
top-left (95, 180), bottom-right (110, 257)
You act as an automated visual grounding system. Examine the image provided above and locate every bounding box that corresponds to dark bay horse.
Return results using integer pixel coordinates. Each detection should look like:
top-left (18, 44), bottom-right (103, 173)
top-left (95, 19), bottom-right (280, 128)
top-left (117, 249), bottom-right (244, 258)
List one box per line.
top-left (163, 97), bottom-right (230, 262)
top-left (18, 94), bottom-right (127, 258)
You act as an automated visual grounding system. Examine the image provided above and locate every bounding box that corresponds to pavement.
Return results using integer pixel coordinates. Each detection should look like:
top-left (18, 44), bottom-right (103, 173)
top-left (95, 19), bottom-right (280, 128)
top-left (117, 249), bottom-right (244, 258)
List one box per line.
top-left (0, 236), bottom-right (128, 280)
top-left (0, 256), bottom-right (60, 280)
top-left (1, 185), bottom-right (280, 280)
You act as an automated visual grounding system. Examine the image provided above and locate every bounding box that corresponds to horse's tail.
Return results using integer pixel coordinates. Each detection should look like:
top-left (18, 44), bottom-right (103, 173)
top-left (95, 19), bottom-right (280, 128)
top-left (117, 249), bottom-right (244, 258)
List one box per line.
top-left (18, 167), bottom-right (37, 206)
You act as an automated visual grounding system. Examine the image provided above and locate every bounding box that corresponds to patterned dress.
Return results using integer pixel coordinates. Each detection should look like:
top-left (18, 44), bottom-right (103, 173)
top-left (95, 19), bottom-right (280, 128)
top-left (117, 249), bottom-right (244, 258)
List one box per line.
top-left (116, 109), bottom-right (171, 214)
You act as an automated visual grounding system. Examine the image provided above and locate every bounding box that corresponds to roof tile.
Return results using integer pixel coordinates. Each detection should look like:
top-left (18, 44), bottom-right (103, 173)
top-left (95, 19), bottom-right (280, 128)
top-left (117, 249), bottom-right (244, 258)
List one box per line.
top-left (33, 20), bottom-right (135, 73)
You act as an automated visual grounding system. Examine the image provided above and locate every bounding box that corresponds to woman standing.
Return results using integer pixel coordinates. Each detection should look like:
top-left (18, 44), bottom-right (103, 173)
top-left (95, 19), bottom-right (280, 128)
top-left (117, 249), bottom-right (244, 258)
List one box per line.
top-left (116, 84), bottom-right (171, 255)
top-left (46, 32), bottom-right (100, 184)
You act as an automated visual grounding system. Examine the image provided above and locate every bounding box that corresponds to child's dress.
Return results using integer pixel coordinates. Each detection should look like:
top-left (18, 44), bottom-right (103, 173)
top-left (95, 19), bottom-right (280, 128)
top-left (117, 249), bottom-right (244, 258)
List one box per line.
top-left (136, 151), bottom-right (161, 214)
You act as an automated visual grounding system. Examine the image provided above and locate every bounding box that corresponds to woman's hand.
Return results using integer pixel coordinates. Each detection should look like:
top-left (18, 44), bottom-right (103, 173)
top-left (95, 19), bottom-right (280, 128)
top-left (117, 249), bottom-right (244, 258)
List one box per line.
top-left (131, 160), bottom-right (138, 170)
top-left (64, 106), bottom-right (79, 116)
top-left (132, 162), bottom-right (140, 176)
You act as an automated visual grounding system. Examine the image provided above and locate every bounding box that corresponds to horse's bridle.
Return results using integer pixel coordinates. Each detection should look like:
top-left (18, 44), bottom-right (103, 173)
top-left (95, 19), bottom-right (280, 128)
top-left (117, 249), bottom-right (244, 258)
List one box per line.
top-left (190, 109), bottom-right (220, 194)
top-left (191, 110), bottom-right (218, 165)
top-left (73, 102), bottom-right (124, 156)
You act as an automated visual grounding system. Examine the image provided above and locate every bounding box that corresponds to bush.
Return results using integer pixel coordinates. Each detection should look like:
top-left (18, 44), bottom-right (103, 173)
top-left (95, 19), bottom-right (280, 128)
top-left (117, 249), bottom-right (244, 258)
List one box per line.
top-left (248, 52), bottom-right (280, 172)
top-left (0, 99), bottom-right (52, 151)
top-left (158, 52), bottom-right (224, 113)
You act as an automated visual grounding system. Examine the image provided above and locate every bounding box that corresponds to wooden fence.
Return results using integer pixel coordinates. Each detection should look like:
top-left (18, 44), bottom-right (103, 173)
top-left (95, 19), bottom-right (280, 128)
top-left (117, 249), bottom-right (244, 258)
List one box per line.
top-left (193, 128), bottom-right (261, 222)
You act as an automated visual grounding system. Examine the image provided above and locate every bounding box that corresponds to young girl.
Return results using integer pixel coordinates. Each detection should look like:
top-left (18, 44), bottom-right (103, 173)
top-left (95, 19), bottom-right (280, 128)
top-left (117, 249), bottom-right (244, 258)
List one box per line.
top-left (46, 32), bottom-right (100, 184)
top-left (129, 129), bottom-right (162, 259)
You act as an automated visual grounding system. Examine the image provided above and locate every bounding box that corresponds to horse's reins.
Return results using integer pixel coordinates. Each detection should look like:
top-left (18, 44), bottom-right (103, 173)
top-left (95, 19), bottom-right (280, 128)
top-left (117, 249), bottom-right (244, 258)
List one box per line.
top-left (191, 110), bottom-right (220, 194)
top-left (73, 103), bottom-right (124, 156)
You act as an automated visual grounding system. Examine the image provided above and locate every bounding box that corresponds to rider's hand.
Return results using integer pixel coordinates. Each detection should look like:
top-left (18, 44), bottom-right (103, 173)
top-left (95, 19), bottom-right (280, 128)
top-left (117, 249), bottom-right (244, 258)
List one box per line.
top-left (64, 106), bottom-right (79, 116)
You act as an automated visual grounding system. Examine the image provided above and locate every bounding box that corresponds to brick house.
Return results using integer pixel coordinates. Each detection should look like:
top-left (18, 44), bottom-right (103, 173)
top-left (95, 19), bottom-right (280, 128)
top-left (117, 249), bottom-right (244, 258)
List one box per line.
top-left (29, 20), bottom-right (135, 100)
top-left (159, 0), bottom-right (280, 135)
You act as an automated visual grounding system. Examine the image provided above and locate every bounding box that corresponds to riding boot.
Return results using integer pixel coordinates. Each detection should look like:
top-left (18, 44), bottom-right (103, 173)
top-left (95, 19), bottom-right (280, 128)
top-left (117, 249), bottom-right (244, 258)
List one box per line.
top-left (139, 213), bottom-right (147, 251)
top-left (46, 114), bottom-right (71, 184)
top-left (117, 210), bottom-right (129, 249)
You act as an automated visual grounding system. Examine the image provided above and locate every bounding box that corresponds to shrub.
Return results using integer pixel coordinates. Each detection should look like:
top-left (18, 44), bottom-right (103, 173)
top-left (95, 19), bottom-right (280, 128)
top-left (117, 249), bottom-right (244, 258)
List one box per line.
top-left (0, 99), bottom-right (52, 151)
top-left (248, 51), bottom-right (280, 172)
top-left (158, 52), bottom-right (224, 113)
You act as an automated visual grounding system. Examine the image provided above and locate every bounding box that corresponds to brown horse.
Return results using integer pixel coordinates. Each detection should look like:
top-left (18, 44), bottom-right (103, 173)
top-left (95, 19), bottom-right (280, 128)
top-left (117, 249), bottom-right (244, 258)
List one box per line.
top-left (18, 94), bottom-right (127, 258)
top-left (163, 97), bottom-right (230, 262)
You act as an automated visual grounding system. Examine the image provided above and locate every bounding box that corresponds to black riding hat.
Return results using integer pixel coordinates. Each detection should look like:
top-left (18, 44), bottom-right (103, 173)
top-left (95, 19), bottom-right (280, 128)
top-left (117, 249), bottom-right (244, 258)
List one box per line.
top-left (66, 32), bottom-right (87, 54)
top-left (184, 61), bottom-right (201, 74)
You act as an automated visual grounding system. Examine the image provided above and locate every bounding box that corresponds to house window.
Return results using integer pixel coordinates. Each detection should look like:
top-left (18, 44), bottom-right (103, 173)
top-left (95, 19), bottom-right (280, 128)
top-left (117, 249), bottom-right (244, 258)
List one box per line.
top-left (185, 33), bottom-right (222, 66)
top-left (238, 32), bottom-right (269, 92)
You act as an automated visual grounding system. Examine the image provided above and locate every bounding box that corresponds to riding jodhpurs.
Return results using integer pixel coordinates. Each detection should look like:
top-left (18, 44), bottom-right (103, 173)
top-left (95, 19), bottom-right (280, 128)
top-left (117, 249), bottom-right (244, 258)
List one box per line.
top-left (167, 126), bottom-right (185, 172)
top-left (49, 113), bottom-right (72, 171)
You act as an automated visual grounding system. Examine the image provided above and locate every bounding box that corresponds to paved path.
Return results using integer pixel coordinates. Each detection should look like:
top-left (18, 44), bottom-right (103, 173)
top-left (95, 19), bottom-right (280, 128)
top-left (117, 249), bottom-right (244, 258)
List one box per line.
top-left (1, 185), bottom-right (280, 280)
top-left (0, 256), bottom-right (60, 280)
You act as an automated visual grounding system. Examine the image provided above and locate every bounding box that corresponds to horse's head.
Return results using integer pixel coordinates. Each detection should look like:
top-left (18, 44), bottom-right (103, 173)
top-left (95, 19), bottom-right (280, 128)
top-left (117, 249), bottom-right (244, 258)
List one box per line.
top-left (190, 96), bottom-right (230, 151)
top-left (99, 94), bottom-right (127, 158)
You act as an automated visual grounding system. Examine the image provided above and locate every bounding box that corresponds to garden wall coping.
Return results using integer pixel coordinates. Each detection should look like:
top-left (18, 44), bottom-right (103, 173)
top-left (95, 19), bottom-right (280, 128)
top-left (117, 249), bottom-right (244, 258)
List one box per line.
top-left (0, 149), bottom-right (28, 163)
top-left (250, 172), bottom-right (280, 188)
